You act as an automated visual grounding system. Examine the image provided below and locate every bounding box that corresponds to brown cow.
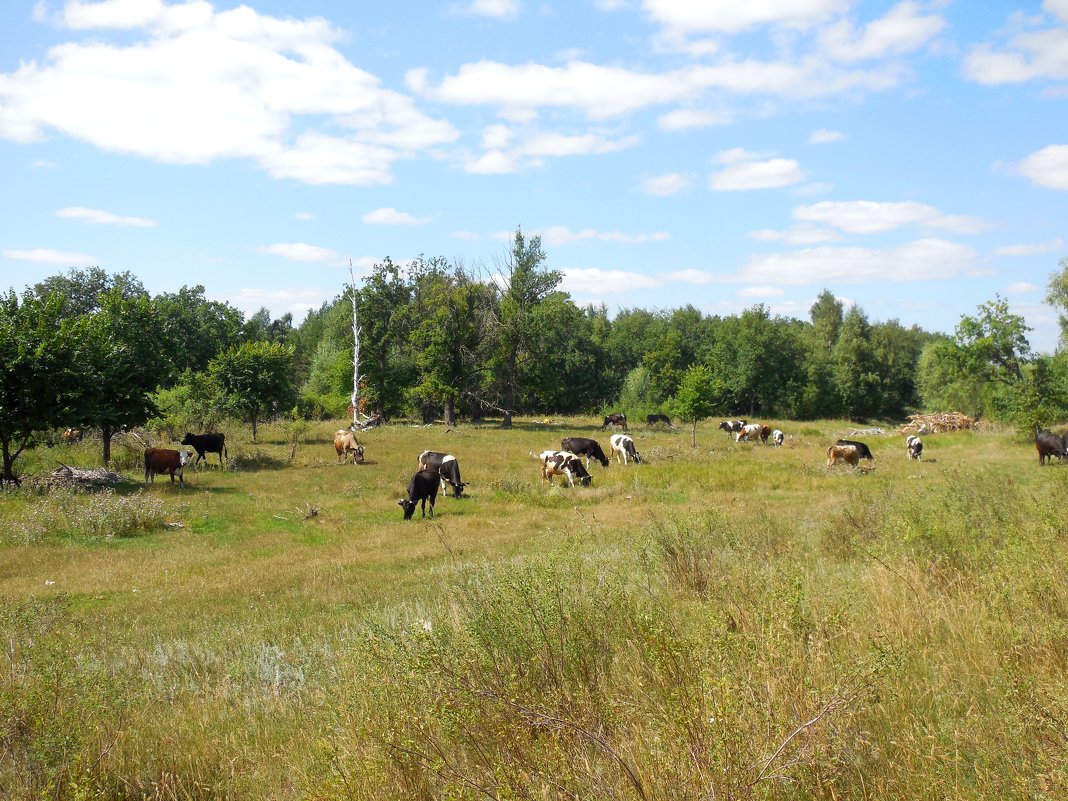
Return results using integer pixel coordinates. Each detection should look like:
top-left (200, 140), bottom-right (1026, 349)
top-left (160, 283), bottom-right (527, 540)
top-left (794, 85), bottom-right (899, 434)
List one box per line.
top-left (145, 448), bottom-right (192, 487)
top-left (334, 429), bottom-right (365, 463)
top-left (826, 444), bottom-right (859, 468)
top-left (62, 428), bottom-right (82, 444)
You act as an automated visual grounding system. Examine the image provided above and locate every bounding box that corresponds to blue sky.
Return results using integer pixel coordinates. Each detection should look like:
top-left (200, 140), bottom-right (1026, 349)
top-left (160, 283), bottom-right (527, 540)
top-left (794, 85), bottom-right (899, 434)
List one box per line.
top-left (1, 0), bottom-right (1066, 350)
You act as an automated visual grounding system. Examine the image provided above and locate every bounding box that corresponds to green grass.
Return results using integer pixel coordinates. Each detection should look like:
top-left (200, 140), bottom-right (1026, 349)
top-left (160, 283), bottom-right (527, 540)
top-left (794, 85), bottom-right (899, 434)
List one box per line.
top-left (2, 417), bottom-right (1068, 799)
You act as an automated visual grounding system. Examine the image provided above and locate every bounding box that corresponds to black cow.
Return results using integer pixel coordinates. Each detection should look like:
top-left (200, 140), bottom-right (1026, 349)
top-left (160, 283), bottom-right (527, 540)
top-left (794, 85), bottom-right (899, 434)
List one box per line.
top-left (836, 439), bottom-right (874, 461)
top-left (646, 413), bottom-right (672, 427)
top-left (1035, 425), bottom-right (1067, 466)
top-left (399, 469), bottom-right (440, 519)
top-left (181, 432), bottom-right (227, 467)
top-left (601, 413), bottom-right (628, 431)
top-left (418, 450), bottom-right (469, 497)
top-left (560, 436), bottom-right (610, 468)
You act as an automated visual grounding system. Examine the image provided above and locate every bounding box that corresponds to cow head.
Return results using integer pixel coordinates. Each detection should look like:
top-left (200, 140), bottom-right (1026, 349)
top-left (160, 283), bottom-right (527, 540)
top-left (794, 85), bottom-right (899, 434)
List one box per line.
top-left (180, 433), bottom-right (196, 447)
top-left (179, 449), bottom-right (192, 466)
top-left (398, 499), bottom-right (418, 520)
top-left (448, 481), bottom-right (469, 498)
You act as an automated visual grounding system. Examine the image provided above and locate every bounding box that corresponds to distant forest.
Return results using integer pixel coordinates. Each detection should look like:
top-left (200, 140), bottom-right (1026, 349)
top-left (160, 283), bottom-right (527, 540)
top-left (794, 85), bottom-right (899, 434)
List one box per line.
top-left (2, 229), bottom-right (1067, 480)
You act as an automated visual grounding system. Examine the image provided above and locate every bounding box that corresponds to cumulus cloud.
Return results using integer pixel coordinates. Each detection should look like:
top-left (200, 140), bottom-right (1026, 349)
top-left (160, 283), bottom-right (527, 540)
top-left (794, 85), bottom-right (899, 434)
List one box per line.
top-left (537, 226), bottom-right (670, 246)
top-left (817, 2), bottom-right (945, 63)
top-left (56, 206), bottom-right (157, 227)
top-left (995, 237), bottom-right (1064, 256)
top-left (809, 128), bottom-right (845, 144)
top-left (448, 0), bottom-right (521, 19)
top-left (736, 239), bottom-right (979, 285)
top-left (258, 243), bottom-right (343, 263)
top-left (0, 2), bottom-right (456, 184)
top-left (709, 148), bottom-right (806, 191)
top-left (749, 226), bottom-right (840, 244)
top-left (793, 200), bottom-right (985, 233)
top-left (962, 6), bottom-right (1068, 85)
top-left (1015, 144), bottom-right (1068, 190)
top-left (642, 172), bottom-right (690, 195)
top-left (4, 247), bottom-right (97, 264)
top-left (361, 207), bottom-right (431, 225)
top-left (560, 265), bottom-right (716, 295)
top-left (1007, 281), bottom-right (1039, 293)
top-left (658, 108), bottom-right (731, 130)
top-left (640, 0), bottom-right (850, 34)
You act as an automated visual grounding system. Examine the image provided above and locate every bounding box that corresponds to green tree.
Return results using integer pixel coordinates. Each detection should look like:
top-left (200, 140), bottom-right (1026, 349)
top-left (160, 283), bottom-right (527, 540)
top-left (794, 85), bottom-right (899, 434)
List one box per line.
top-left (32, 266), bottom-right (147, 317)
top-left (153, 285), bottom-right (244, 383)
top-left (210, 341), bottom-right (296, 440)
top-left (355, 258), bottom-right (415, 418)
top-left (0, 291), bottom-right (88, 483)
top-left (672, 364), bottom-right (718, 447)
top-left (832, 307), bottom-right (882, 420)
top-left (1044, 256), bottom-right (1068, 350)
top-left (954, 295), bottom-right (1031, 387)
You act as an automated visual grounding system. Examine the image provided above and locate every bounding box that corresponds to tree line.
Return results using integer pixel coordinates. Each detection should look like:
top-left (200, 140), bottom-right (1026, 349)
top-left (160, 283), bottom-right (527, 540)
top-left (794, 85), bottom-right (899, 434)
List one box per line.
top-left (1, 229), bottom-right (1066, 482)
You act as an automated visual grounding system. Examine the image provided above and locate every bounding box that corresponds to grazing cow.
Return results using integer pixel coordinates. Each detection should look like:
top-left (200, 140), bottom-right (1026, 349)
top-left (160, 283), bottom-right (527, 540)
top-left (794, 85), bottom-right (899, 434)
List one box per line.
top-left (62, 428), bottom-right (82, 444)
top-left (718, 420), bottom-right (747, 437)
top-left (418, 450), bottom-right (469, 497)
top-left (601, 413), bottom-right (628, 431)
top-left (333, 430), bottom-right (365, 464)
top-left (610, 433), bottom-right (643, 465)
top-left (540, 450), bottom-right (592, 487)
top-left (758, 424), bottom-right (772, 444)
top-left (836, 439), bottom-right (874, 461)
top-left (906, 434), bottom-right (923, 460)
top-left (826, 444), bottom-right (860, 468)
top-left (646, 413), bottom-right (672, 427)
top-left (145, 447), bottom-right (192, 487)
top-left (560, 436), bottom-right (610, 468)
top-left (771, 429), bottom-right (784, 447)
top-left (181, 432), bottom-right (227, 467)
top-left (398, 469), bottom-right (440, 519)
top-left (1034, 424), bottom-right (1067, 466)
top-left (736, 424), bottom-right (762, 443)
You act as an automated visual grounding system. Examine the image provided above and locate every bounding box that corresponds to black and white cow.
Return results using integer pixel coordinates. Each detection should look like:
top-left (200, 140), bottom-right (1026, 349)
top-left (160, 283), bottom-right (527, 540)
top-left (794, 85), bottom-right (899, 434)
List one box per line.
top-left (560, 436), bottom-right (610, 468)
top-left (601, 413), bottom-right (628, 431)
top-left (906, 435), bottom-right (923, 460)
top-left (181, 432), bottom-right (227, 467)
top-left (718, 420), bottom-right (747, 437)
top-left (539, 450), bottom-right (592, 487)
top-left (417, 450), bottom-right (469, 497)
top-left (836, 439), bottom-right (874, 461)
top-left (610, 433), bottom-right (642, 465)
top-left (771, 429), bottom-right (784, 447)
top-left (398, 469), bottom-right (441, 519)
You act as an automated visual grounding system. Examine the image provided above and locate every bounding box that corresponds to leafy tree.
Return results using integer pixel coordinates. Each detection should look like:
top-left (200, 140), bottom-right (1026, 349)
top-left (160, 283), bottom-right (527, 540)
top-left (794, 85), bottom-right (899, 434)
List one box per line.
top-left (1044, 256), bottom-right (1068, 350)
top-left (355, 258), bottom-right (416, 418)
top-left (0, 291), bottom-right (88, 483)
top-left (210, 341), bottom-right (296, 440)
top-left (147, 369), bottom-right (227, 440)
top-left (954, 295), bottom-right (1031, 388)
top-left (643, 328), bottom-right (688, 400)
top-left (915, 337), bottom-right (986, 417)
top-left (831, 307), bottom-right (882, 420)
top-left (672, 364), bottom-right (718, 447)
top-left (153, 285), bottom-right (244, 383)
top-left (32, 266), bottom-right (147, 317)
top-left (487, 229), bottom-right (561, 427)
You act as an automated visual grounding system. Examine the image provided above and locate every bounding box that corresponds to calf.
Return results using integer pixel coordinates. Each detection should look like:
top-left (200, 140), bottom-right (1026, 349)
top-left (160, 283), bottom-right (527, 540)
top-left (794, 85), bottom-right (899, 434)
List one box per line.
top-left (646, 413), bottom-right (672, 427)
top-left (771, 429), bottom-right (784, 447)
top-left (758, 424), bottom-right (772, 444)
top-left (181, 432), bottom-right (227, 467)
top-left (601, 413), bottom-right (628, 431)
top-left (144, 447), bottom-right (192, 487)
top-left (1035, 425), bottom-right (1067, 466)
top-left (560, 436), bottom-right (610, 468)
top-left (836, 439), bottom-right (874, 461)
top-left (333, 429), bottom-right (365, 464)
top-left (826, 444), bottom-right (859, 468)
top-left (540, 450), bottom-right (592, 487)
top-left (906, 434), bottom-right (923, 460)
top-left (418, 450), bottom-right (469, 497)
top-left (398, 469), bottom-right (440, 519)
top-left (610, 433), bottom-right (643, 465)
top-left (719, 420), bottom-right (747, 437)
top-left (736, 423), bottom-right (762, 443)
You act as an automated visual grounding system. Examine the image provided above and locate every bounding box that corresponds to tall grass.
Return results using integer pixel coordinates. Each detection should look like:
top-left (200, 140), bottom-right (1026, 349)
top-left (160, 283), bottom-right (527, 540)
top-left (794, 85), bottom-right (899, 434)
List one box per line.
top-left (1, 418), bottom-right (1066, 798)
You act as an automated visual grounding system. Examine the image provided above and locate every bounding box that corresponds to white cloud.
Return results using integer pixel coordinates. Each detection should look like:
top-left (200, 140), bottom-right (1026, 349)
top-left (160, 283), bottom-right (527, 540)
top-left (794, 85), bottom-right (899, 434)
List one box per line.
top-left (1015, 144), bottom-right (1068, 190)
top-left (227, 286), bottom-right (334, 319)
top-left (962, 8), bottom-right (1068, 85)
top-left (561, 267), bottom-right (662, 295)
top-left (464, 149), bottom-right (518, 174)
top-left (817, 2), bottom-right (946, 63)
top-left (516, 131), bottom-right (640, 157)
top-left (4, 247), bottom-right (97, 265)
top-left (538, 226), bottom-right (670, 246)
top-left (661, 269), bottom-right (718, 285)
top-left (361, 207), bottom-right (430, 225)
top-left (258, 243), bottom-right (343, 263)
top-left (56, 206), bottom-right (157, 227)
top-left (658, 108), bottom-right (731, 131)
top-left (737, 239), bottom-right (979, 285)
top-left (295, 211), bottom-right (314, 221)
top-left (0, 3), bottom-right (457, 184)
top-left (749, 226), bottom-right (840, 244)
top-left (449, 0), bottom-right (522, 19)
top-left (709, 148), bottom-right (806, 191)
top-left (642, 172), bottom-right (690, 195)
top-left (995, 237), bottom-right (1064, 256)
top-left (1007, 281), bottom-right (1039, 293)
top-left (641, 0), bottom-right (850, 33)
top-left (738, 285), bottom-right (785, 298)
top-left (809, 128), bottom-right (845, 144)
top-left (452, 230), bottom-right (481, 241)
top-left (793, 200), bottom-right (985, 233)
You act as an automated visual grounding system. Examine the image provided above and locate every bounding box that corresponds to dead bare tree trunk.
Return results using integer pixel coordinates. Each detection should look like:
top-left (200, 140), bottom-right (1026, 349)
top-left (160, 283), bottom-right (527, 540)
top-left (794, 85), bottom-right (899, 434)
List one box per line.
top-left (349, 263), bottom-right (362, 427)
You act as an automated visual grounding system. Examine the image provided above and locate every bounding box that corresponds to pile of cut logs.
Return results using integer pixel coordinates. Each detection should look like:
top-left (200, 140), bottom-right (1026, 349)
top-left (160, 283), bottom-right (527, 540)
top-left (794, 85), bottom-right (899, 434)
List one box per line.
top-left (40, 462), bottom-right (124, 488)
top-left (898, 412), bottom-right (980, 435)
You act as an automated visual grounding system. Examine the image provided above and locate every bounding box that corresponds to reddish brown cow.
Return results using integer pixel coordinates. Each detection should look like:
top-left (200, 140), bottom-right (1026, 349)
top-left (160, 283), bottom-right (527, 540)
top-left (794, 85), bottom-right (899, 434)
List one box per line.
top-left (145, 448), bottom-right (192, 487)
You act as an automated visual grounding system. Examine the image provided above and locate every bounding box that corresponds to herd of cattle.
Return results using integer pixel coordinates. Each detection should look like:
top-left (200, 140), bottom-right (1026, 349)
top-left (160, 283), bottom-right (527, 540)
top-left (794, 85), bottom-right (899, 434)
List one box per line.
top-left (122, 413), bottom-right (1068, 516)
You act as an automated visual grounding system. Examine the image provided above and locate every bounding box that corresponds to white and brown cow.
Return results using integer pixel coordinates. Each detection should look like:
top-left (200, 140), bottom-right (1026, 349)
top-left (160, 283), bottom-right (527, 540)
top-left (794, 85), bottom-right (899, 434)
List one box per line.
top-left (826, 444), bottom-right (860, 468)
top-left (144, 447), bottom-right (192, 487)
top-left (736, 424), bottom-right (762, 443)
top-left (334, 429), bottom-right (365, 464)
top-left (610, 433), bottom-right (643, 465)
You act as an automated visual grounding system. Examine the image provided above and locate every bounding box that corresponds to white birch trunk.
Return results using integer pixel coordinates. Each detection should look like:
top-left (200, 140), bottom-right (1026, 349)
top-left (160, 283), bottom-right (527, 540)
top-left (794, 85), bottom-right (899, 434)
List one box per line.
top-left (349, 263), bottom-right (362, 426)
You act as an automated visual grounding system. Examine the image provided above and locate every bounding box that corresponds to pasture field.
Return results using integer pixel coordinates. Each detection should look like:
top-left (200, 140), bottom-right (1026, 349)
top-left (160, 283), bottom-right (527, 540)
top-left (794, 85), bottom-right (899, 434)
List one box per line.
top-left (2, 418), bottom-right (1068, 800)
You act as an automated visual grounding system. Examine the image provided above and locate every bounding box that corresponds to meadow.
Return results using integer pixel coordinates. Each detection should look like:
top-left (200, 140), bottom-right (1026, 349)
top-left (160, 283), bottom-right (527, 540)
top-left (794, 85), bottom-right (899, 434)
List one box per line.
top-left (1, 417), bottom-right (1067, 800)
